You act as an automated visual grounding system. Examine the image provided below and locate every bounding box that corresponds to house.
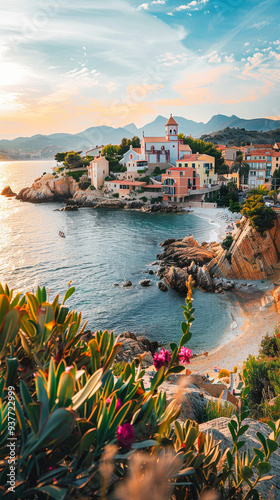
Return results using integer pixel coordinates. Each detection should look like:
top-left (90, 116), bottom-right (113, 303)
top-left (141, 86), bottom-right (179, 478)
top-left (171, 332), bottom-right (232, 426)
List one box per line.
top-left (120, 145), bottom-right (146, 165)
top-left (120, 115), bottom-right (185, 167)
top-left (179, 144), bottom-right (192, 157)
top-left (104, 180), bottom-right (147, 198)
top-left (176, 154), bottom-right (218, 188)
top-left (85, 146), bottom-right (104, 158)
top-left (162, 167), bottom-right (200, 203)
top-left (245, 148), bottom-right (274, 187)
top-left (126, 159), bottom-right (148, 180)
top-left (87, 156), bottom-right (109, 189)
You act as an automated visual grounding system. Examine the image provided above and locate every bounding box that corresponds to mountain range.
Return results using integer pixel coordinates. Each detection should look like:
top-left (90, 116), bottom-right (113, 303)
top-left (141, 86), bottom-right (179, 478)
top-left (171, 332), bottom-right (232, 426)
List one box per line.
top-left (1, 114), bottom-right (280, 156)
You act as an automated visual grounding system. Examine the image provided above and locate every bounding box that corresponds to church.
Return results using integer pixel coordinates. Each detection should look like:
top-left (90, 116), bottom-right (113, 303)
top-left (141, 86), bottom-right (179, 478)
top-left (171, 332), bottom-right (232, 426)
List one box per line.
top-left (120, 115), bottom-right (191, 166)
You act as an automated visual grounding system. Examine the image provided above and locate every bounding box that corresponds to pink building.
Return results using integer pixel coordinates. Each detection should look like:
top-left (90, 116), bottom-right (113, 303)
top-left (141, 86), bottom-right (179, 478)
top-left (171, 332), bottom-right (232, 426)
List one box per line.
top-left (162, 167), bottom-right (200, 202)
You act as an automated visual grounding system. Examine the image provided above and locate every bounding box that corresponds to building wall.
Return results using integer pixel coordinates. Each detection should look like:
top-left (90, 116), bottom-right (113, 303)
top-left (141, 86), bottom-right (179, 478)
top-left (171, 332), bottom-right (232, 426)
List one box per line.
top-left (88, 157), bottom-right (109, 189)
top-left (162, 168), bottom-right (200, 202)
top-left (176, 155), bottom-right (217, 188)
top-left (145, 141), bottom-right (179, 165)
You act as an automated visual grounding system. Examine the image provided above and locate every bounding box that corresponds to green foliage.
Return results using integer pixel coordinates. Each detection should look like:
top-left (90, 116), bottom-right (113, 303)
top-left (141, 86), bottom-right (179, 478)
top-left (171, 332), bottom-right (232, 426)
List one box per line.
top-left (152, 166), bottom-right (166, 176)
top-left (112, 193), bottom-right (119, 198)
top-left (229, 200), bottom-right (242, 213)
top-left (259, 332), bottom-right (280, 358)
top-left (140, 196), bottom-right (148, 202)
top-left (247, 186), bottom-right (268, 197)
top-left (121, 165), bottom-right (127, 172)
top-left (216, 163), bottom-right (229, 175)
top-left (204, 399), bottom-right (234, 421)
top-left (65, 170), bottom-right (88, 182)
top-left (221, 235), bottom-right (233, 251)
top-left (90, 184), bottom-right (96, 190)
top-left (54, 151), bottom-right (70, 163)
top-left (78, 180), bottom-right (91, 190)
top-left (230, 153), bottom-right (250, 185)
top-left (217, 182), bottom-right (239, 207)
top-left (63, 151), bottom-right (87, 169)
top-left (102, 136), bottom-right (141, 158)
top-left (241, 195), bottom-right (277, 232)
top-left (0, 281), bottom-right (279, 499)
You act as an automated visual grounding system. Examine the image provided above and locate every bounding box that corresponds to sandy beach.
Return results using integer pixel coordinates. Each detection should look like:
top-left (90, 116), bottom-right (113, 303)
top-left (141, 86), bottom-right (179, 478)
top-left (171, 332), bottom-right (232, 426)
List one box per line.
top-left (182, 206), bottom-right (280, 376)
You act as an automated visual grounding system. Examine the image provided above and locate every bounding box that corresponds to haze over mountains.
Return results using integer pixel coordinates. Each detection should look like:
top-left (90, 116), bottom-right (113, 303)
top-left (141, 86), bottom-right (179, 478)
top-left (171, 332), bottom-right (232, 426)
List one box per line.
top-left (1, 114), bottom-right (280, 155)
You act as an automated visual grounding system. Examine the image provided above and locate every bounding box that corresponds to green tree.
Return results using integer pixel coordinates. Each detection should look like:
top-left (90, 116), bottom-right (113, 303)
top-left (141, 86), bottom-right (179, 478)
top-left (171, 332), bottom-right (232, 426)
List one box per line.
top-left (247, 185), bottom-right (268, 197)
top-left (216, 163), bottom-right (229, 175)
top-left (54, 151), bottom-right (70, 163)
top-left (102, 144), bottom-right (120, 157)
top-left (63, 151), bottom-right (85, 169)
top-left (241, 194), bottom-right (277, 232)
top-left (230, 152), bottom-right (250, 186)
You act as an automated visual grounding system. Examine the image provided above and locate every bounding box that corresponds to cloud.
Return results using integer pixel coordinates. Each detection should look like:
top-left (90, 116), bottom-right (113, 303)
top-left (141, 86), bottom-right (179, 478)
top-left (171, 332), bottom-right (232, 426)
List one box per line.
top-left (175, 0), bottom-right (208, 10)
top-left (137, 2), bottom-right (149, 9)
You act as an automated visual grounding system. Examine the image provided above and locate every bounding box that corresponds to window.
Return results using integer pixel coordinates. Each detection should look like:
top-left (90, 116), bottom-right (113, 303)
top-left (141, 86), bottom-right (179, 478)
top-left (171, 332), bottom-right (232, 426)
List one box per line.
top-left (178, 163), bottom-right (182, 168)
top-left (180, 171), bottom-right (183, 177)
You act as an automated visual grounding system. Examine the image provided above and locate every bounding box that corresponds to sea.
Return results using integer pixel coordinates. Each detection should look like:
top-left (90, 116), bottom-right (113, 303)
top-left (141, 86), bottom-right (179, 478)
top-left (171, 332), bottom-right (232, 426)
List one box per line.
top-left (0, 160), bottom-right (239, 352)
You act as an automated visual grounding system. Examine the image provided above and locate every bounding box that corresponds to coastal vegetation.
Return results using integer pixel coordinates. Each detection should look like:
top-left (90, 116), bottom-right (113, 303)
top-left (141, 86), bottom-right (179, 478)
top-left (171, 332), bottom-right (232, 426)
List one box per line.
top-left (0, 282), bottom-right (279, 499)
top-left (241, 195), bottom-right (277, 233)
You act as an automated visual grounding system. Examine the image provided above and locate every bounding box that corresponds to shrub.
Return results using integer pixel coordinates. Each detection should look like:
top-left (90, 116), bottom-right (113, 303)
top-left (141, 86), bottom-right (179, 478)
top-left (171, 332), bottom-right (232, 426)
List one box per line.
top-left (204, 399), bottom-right (234, 422)
top-left (260, 332), bottom-right (280, 358)
top-left (221, 235), bottom-right (233, 250)
top-left (140, 196), bottom-right (148, 202)
top-left (112, 361), bottom-right (126, 377)
top-left (218, 368), bottom-right (231, 379)
top-left (229, 201), bottom-right (241, 213)
top-left (121, 166), bottom-right (127, 172)
top-left (113, 193), bottom-right (119, 198)
top-left (241, 194), bottom-right (277, 232)
top-left (0, 281), bottom-right (279, 499)
top-left (78, 180), bottom-right (91, 190)
top-left (90, 184), bottom-right (96, 190)
top-left (245, 354), bottom-right (280, 418)
top-left (66, 170), bottom-right (87, 182)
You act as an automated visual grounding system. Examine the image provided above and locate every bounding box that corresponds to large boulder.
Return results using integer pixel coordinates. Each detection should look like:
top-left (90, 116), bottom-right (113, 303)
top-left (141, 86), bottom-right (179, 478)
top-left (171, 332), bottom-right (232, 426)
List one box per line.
top-left (94, 200), bottom-right (125, 209)
top-left (16, 175), bottom-right (77, 203)
top-left (200, 418), bottom-right (280, 499)
top-left (158, 237), bottom-right (215, 268)
top-left (163, 266), bottom-right (188, 293)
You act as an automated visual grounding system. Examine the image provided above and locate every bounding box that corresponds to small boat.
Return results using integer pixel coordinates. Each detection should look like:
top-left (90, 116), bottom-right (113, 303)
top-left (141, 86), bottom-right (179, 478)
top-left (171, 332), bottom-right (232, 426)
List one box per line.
top-left (59, 231), bottom-right (65, 238)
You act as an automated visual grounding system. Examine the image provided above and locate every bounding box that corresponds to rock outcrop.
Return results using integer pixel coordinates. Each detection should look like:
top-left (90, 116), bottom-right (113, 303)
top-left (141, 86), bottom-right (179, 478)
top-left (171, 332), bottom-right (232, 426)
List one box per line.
top-left (211, 217), bottom-right (280, 280)
top-left (1, 186), bottom-right (17, 197)
top-left (16, 174), bottom-right (77, 202)
top-left (94, 200), bottom-right (126, 209)
top-left (157, 236), bottom-right (234, 293)
top-left (142, 203), bottom-right (183, 213)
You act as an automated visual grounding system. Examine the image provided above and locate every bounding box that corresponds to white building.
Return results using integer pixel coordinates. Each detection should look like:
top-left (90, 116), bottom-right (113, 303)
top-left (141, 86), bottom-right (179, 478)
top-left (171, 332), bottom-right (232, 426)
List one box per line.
top-left (87, 156), bottom-right (109, 189)
top-left (85, 146), bottom-right (104, 157)
top-left (127, 159), bottom-right (149, 180)
top-left (120, 115), bottom-right (191, 167)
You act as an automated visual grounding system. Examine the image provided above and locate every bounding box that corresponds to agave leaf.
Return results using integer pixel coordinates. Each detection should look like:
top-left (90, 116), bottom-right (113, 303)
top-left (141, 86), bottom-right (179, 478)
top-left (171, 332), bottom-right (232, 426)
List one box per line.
top-left (62, 286), bottom-right (75, 305)
top-left (0, 308), bottom-right (21, 355)
top-left (57, 372), bottom-right (75, 408)
top-left (0, 294), bottom-right (10, 328)
top-left (72, 369), bottom-right (103, 411)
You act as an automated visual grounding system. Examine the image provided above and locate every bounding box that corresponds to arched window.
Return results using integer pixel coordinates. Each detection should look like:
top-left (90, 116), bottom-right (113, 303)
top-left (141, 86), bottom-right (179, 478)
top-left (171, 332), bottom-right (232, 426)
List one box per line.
top-left (173, 129), bottom-right (177, 134)
top-left (170, 129), bottom-right (172, 134)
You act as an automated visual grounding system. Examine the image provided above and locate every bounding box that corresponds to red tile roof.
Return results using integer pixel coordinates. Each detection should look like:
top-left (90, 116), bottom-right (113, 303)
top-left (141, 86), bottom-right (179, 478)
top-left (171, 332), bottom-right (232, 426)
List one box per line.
top-left (142, 137), bottom-right (168, 143)
top-left (179, 144), bottom-right (192, 151)
top-left (252, 144), bottom-right (273, 148)
top-left (132, 148), bottom-right (142, 154)
top-left (165, 115), bottom-right (178, 126)
top-left (165, 167), bottom-right (195, 172)
top-left (247, 149), bottom-right (274, 155)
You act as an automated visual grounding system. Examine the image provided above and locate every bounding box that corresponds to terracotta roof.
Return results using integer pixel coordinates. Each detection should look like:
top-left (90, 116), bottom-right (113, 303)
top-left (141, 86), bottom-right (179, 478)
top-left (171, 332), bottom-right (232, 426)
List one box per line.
top-left (142, 137), bottom-right (168, 143)
top-left (252, 144), bottom-right (273, 148)
top-left (90, 156), bottom-right (107, 163)
top-left (179, 144), bottom-right (192, 151)
top-left (165, 115), bottom-right (178, 126)
top-left (178, 154), bottom-right (201, 161)
top-left (132, 148), bottom-right (142, 154)
top-left (247, 149), bottom-right (274, 155)
top-left (165, 167), bottom-right (195, 172)
top-left (105, 180), bottom-right (146, 186)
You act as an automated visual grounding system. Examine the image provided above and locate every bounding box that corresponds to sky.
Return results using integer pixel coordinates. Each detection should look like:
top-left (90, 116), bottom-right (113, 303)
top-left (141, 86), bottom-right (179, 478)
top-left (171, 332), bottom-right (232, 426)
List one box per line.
top-left (0, 0), bottom-right (280, 138)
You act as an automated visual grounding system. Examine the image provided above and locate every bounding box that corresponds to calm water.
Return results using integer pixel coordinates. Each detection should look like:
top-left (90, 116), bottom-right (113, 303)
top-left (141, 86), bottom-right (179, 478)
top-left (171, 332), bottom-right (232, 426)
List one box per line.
top-left (0, 161), bottom-right (237, 352)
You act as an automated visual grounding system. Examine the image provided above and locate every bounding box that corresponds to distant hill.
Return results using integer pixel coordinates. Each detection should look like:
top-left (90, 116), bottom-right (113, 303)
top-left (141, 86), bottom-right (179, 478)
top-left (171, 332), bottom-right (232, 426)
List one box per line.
top-left (1, 114), bottom-right (280, 156)
top-left (200, 127), bottom-right (280, 147)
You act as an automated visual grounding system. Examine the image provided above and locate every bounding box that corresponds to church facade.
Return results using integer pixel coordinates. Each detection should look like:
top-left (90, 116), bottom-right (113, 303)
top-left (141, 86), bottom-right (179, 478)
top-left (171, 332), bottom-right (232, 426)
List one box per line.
top-left (120, 115), bottom-right (190, 166)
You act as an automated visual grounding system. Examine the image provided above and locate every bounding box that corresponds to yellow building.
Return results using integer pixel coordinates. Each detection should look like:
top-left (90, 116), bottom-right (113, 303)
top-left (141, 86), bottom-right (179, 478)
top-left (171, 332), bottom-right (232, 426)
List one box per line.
top-left (176, 154), bottom-right (218, 188)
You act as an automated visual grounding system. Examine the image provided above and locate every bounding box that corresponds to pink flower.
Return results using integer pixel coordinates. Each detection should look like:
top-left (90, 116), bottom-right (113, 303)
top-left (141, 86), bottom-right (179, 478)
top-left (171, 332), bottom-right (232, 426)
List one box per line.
top-left (179, 347), bottom-right (192, 365)
top-left (65, 365), bottom-right (74, 374)
top-left (106, 397), bottom-right (122, 411)
top-left (153, 349), bottom-right (171, 371)
top-left (117, 423), bottom-right (135, 449)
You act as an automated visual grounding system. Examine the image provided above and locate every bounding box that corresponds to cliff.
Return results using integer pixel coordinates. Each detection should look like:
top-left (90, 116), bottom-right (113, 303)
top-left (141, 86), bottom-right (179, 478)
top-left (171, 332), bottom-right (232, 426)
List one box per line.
top-left (209, 216), bottom-right (280, 280)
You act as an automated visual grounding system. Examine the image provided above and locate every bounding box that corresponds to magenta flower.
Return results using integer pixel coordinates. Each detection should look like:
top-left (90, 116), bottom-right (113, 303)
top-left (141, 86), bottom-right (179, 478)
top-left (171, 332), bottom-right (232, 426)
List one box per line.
top-left (106, 397), bottom-right (122, 411)
top-left (179, 347), bottom-right (192, 365)
top-left (117, 423), bottom-right (135, 449)
top-left (153, 349), bottom-right (171, 371)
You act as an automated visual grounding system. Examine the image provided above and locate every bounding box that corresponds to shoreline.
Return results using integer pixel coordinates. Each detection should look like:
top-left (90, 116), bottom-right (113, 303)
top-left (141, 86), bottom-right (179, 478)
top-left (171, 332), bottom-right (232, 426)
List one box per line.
top-left (190, 287), bottom-right (279, 377)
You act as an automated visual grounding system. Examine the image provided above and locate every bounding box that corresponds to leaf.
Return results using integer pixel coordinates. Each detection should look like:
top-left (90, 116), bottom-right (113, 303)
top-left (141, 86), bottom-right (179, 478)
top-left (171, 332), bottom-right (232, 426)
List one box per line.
top-left (257, 432), bottom-right (268, 454)
top-left (26, 485), bottom-right (67, 500)
top-left (0, 308), bottom-right (21, 354)
top-left (57, 372), bottom-right (75, 408)
top-left (266, 438), bottom-right (278, 454)
top-left (0, 294), bottom-right (10, 327)
top-left (241, 465), bottom-right (253, 479)
top-left (131, 440), bottom-right (158, 449)
top-left (227, 450), bottom-right (233, 469)
top-left (72, 369), bottom-right (102, 411)
top-left (257, 462), bottom-right (271, 476)
top-left (62, 287), bottom-right (75, 305)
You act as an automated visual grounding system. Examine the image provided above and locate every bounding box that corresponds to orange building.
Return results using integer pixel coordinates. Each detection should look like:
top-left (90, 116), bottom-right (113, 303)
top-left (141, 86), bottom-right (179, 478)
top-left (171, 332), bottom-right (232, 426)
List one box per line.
top-left (162, 167), bottom-right (200, 202)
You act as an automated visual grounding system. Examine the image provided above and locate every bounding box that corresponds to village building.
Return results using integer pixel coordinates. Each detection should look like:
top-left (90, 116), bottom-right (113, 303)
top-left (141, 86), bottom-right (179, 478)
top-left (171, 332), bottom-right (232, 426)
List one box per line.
top-left (176, 154), bottom-right (218, 188)
top-left (126, 159), bottom-right (149, 180)
top-left (104, 179), bottom-right (162, 201)
top-left (87, 156), bottom-right (109, 189)
top-left (162, 167), bottom-right (200, 202)
top-left (85, 145), bottom-right (104, 157)
top-left (120, 115), bottom-right (191, 167)
top-left (245, 148), bottom-right (274, 188)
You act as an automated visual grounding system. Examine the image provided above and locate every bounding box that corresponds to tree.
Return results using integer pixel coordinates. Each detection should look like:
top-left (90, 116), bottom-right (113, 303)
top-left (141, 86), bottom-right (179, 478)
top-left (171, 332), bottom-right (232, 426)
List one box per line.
top-left (272, 168), bottom-right (280, 192)
top-left (63, 152), bottom-right (85, 169)
top-left (178, 134), bottom-right (223, 169)
top-left (241, 194), bottom-right (277, 232)
top-left (230, 152), bottom-right (250, 186)
top-left (216, 163), bottom-right (229, 175)
top-left (102, 144), bottom-right (120, 157)
top-left (247, 185), bottom-right (268, 197)
top-left (54, 152), bottom-right (69, 163)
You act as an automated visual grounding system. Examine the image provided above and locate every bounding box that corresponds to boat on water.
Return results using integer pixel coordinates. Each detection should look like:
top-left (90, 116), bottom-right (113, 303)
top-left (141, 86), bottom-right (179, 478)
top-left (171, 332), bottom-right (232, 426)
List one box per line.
top-left (59, 231), bottom-right (65, 238)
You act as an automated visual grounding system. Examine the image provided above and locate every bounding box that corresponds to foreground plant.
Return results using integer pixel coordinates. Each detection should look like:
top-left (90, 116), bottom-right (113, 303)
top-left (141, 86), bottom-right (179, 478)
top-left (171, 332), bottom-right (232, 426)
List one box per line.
top-left (0, 281), bottom-right (279, 499)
